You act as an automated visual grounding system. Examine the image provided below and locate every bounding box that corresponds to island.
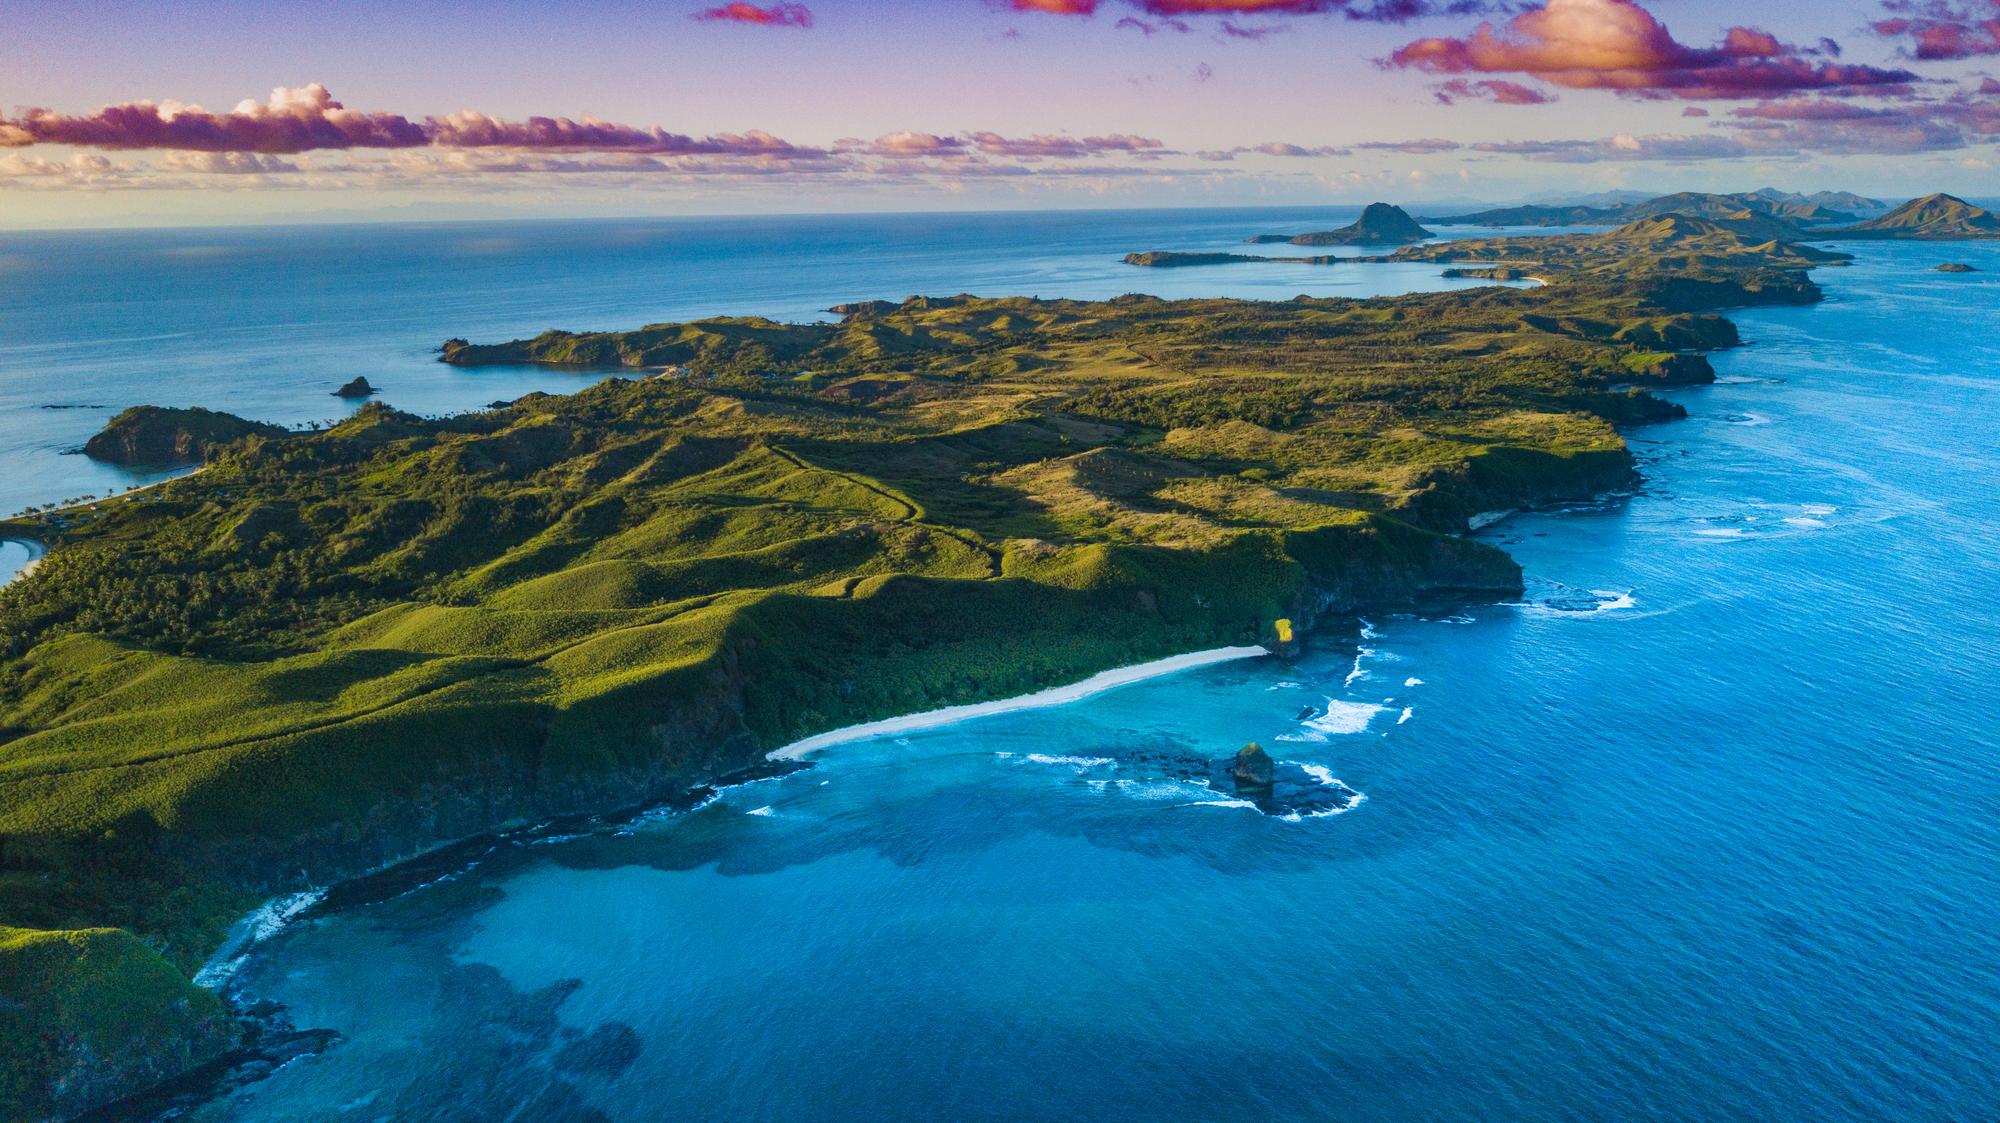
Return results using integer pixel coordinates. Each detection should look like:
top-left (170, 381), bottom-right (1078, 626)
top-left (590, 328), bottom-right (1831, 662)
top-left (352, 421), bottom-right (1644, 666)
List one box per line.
top-left (1122, 251), bottom-right (1340, 267)
top-left (1821, 193), bottom-right (2000, 240)
top-left (1, 202), bottom-right (1856, 1119)
top-left (1247, 202), bottom-right (1434, 246)
top-left (1419, 189), bottom-right (1880, 230)
top-left (1936, 263), bottom-right (1980, 273)
top-left (79, 405), bottom-right (288, 467)
top-left (332, 377), bottom-right (378, 398)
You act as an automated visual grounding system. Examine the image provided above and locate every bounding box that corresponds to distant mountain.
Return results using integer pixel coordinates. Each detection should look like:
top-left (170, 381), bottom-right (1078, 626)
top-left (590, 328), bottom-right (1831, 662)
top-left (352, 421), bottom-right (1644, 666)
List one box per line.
top-left (1794, 190), bottom-right (1890, 214)
top-left (1416, 202), bottom-right (1625, 228)
top-left (1422, 190), bottom-right (1861, 231)
top-left (1386, 213), bottom-right (1853, 281)
top-left (1823, 193), bottom-right (2000, 240)
top-left (1519, 188), bottom-right (1657, 207)
top-left (1248, 202), bottom-right (1434, 246)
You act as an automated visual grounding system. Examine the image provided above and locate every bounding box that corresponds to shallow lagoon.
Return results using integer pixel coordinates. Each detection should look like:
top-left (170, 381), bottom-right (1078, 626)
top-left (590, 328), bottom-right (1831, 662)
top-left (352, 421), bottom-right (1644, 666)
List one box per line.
top-left (189, 241), bottom-right (2000, 1121)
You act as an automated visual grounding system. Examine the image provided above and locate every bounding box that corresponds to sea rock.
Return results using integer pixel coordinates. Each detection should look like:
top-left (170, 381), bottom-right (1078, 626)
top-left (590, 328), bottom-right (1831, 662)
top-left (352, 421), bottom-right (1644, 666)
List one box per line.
top-left (1936, 263), bottom-right (1978, 273)
top-left (333, 377), bottom-right (378, 398)
top-left (1233, 743), bottom-right (1275, 791)
top-left (81, 406), bottom-right (288, 467)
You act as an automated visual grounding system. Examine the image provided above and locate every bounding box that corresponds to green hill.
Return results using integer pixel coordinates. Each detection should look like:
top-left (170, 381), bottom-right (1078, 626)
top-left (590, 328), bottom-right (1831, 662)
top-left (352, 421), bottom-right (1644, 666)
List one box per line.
top-left (1384, 214), bottom-right (1852, 281)
top-left (0, 233), bottom-right (1840, 1118)
top-left (1825, 193), bottom-right (2000, 240)
top-left (1422, 190), bottom-right (1862, 232)
top-left (81, 406), bottom-right (289, 468)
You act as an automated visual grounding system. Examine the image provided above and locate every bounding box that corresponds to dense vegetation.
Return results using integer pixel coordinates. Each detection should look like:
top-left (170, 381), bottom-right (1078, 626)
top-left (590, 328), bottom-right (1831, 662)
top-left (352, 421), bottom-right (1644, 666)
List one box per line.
top-left (0, 223), bottom-right (1828, 1118)
top-left (80, 406), bottom-right (289, 468)
top-left (1377, 214), bottom-right (1853, 279)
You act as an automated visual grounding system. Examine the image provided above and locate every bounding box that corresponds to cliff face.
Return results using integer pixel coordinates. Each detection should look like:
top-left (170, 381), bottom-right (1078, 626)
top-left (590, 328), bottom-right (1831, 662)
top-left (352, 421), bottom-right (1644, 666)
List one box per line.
top-left (81, 407), bottom-right (288, 467)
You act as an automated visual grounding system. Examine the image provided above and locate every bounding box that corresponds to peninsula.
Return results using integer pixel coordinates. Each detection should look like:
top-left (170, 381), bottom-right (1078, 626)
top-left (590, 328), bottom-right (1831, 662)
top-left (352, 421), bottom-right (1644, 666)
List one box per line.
top-left (0, 208), bottom-right (1840, 1120)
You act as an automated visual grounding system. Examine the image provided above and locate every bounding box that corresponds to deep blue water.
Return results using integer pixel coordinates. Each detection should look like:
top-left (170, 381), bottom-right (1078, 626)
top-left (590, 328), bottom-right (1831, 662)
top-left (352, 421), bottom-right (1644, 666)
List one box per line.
top-left (0, 205), bottom-right (1542, 520)
top-left (10, 214), bottom-right (2000, 1120)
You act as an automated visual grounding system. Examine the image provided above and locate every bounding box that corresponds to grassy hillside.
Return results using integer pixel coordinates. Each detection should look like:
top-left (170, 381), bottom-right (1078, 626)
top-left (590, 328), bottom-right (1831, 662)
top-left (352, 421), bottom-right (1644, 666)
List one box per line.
top-left (1380, 215), bottom-right (1853, 279)
top-left (0, 258), bottom-right (1818, 1118)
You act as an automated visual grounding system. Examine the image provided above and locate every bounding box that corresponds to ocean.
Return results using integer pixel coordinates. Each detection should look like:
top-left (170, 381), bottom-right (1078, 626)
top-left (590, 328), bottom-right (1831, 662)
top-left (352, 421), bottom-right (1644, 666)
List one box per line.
top-left (6, 213), bottom-right (1999, 1120)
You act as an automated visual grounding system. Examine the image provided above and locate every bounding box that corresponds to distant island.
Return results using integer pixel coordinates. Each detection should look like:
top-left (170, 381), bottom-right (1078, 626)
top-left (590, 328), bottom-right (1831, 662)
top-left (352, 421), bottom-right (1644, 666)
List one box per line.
top-left (1420, 188), bottom-right (1884, 230)
top-left (1417, 189), bottom-right (2000, 245)
top-left (1122, 251), bottom-right (1340, 268)
top-left (1375, 213), bottom-right (1853, 281)
top-left (1821, 194), bottom-right (2000, 240)
top-left (1247, 202), bottom-right (1434, 246)
top-left (1936, 263), bottom-right (1980, 273)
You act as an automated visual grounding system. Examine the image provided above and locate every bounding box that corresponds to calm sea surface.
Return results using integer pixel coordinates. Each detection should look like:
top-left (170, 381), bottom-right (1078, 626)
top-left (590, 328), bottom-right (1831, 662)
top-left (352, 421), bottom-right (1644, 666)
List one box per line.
top-left (6, 213), bottom-right (1999, 1120)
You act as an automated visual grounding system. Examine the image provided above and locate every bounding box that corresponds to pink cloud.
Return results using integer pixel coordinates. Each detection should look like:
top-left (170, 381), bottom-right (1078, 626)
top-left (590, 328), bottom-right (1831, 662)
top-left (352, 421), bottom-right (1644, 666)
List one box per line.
top-left (1, 85), bottom-right (832, 160)
top-left (1872, 1), bottom-right (2000, 60)
top-left (841, 132), bottom-right (971, 157)
top-left (1009, 0), bottom-right (1490, 24)
top-left (1387, 0), bottom-right (1920, 99)
top-left (426, 112), bottom-right (827, 158)
top-left (1435, 78), bottom-right (1556, 103)
top-left (1354, 137), bottom-right (1463, 152)
top-left (693, 2), bottom-right (813, 27)
top-left (967, 131), bottom-right (1169, 157)
top-left (0, 84), bottom-right (426, 154)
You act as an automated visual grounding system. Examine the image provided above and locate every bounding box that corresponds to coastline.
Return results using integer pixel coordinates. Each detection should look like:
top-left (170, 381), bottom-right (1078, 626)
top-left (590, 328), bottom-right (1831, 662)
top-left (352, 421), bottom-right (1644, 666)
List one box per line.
top-left (0, 208), bottom-right (1850, 1121)
top-left (0, 538), bottom-right (44, 587)
top-left (194, 644), bottom-right (1274, 992)
top-left (772, 645), bottom-right (1272, 760)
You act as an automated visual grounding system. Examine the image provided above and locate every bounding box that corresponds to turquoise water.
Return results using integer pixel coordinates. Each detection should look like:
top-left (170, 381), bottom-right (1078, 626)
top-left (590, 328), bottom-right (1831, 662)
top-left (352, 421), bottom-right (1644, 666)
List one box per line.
top-left (0, 206), bottom-right (1543, 519)
top-left (181, 239), bottom-right (2000, 1121)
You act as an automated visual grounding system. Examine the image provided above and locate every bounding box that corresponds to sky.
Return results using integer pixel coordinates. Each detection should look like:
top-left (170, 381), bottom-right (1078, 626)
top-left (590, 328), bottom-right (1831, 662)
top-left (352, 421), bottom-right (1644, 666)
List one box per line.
top-left (3, 0), bottom-right (1998, 227)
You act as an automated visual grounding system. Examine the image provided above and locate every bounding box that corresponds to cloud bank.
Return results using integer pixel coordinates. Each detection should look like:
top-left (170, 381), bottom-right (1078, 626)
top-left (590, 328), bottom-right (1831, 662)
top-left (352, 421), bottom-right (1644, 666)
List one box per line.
top-left (1389, 0), bottom-right (1920, 99)
top-left (1872, 1), bottom-right (2000, 60)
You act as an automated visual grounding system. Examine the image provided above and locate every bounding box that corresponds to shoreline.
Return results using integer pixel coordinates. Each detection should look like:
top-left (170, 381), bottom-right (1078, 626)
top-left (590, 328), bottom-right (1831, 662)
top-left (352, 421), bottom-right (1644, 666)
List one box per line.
top-left (197, 643), bottom-right (1272, 983)
top-left (0, 538), bottom-right (44, 586)
top-left (772, 645), bottom-right (1271, 760)
top-left (3, 205), bottom-right (1852, 1121)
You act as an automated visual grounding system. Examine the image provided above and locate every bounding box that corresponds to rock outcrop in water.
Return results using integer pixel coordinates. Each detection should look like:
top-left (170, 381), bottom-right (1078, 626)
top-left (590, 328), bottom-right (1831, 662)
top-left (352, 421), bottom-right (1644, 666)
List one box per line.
top-left (81, 406), bottom-right (287, 467)
top-left (333, 377), bottom-right (378, 398)
top-left (1936, 263), bottom-right (1979, 273)
top-left (1248, 203), bottom-right (1434, 247)
top-left (1233, 743), bottom-right (1275, 791)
